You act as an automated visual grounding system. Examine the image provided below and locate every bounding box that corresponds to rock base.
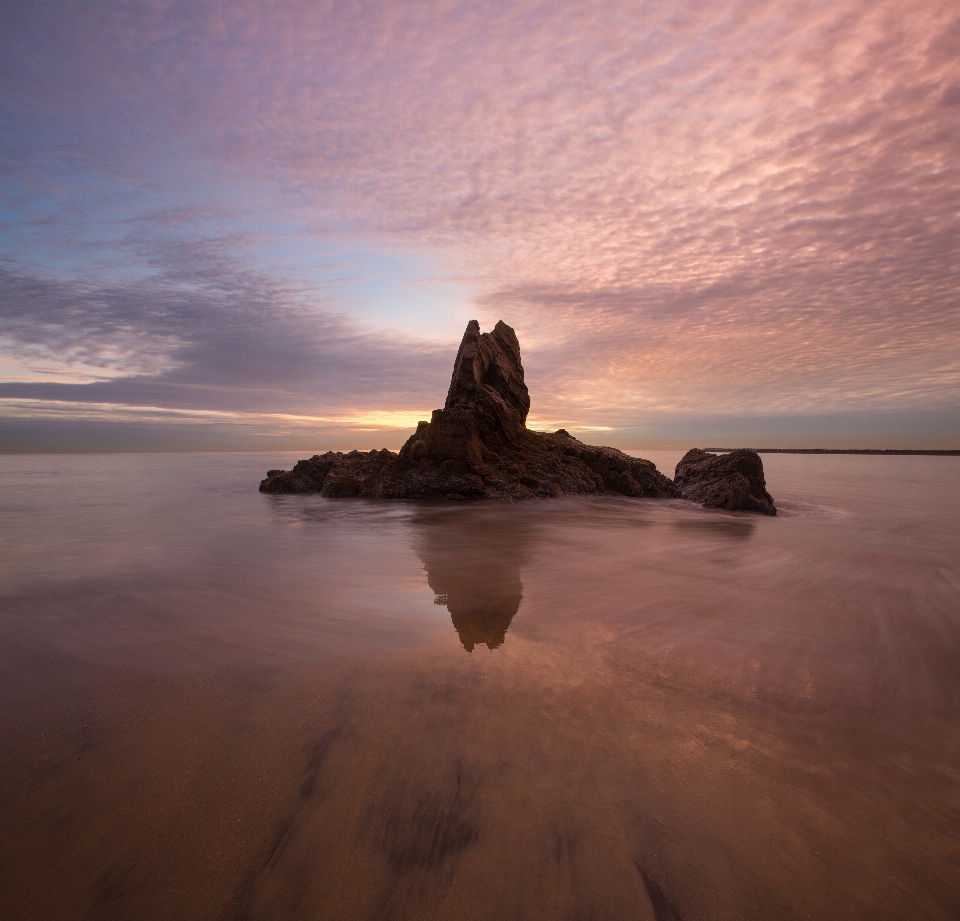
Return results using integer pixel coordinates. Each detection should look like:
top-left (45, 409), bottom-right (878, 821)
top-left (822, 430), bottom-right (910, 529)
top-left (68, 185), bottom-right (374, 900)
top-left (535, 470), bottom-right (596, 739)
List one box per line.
top-left (260, 429), bottom-right (676, 501)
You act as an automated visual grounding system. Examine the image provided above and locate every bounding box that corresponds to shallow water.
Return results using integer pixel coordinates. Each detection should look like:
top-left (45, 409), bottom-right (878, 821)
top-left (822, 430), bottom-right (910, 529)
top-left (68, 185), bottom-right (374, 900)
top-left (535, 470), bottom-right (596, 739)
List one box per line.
top-left (1, 451), bottom-right (958, 919)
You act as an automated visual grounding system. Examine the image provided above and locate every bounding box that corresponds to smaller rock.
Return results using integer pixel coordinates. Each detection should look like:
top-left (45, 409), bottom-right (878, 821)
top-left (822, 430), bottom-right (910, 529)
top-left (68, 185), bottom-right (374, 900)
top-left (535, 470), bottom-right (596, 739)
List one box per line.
top-left (674, 449), bottom-right (776, 515)
top-left (259, 452), bottom-right (338, 493)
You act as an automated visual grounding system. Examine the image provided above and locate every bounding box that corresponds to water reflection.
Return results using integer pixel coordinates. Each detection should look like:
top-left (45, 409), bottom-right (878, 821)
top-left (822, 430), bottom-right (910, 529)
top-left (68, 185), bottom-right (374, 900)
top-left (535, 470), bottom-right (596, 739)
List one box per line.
top-left (412, 506), bottom-right (535, 652)
top-left (3, 456), bottom-right (960, 919)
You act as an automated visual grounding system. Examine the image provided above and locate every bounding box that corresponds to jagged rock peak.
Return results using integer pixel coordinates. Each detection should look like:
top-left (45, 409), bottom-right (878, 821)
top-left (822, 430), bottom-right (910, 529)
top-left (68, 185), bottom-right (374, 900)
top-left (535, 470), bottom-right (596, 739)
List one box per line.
top-left (445, 319), bottom-right (530, 425)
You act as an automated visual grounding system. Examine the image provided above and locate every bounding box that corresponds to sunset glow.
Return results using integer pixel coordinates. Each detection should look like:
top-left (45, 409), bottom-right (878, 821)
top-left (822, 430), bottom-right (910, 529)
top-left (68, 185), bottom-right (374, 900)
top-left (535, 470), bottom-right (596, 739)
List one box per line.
top-left (2, 0), bottom-right (959, 449)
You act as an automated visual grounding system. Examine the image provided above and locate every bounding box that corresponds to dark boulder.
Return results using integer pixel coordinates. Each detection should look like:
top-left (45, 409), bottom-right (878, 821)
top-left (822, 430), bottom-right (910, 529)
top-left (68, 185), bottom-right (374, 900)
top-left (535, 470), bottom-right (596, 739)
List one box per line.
top-left (674, 449), bottom-right (776, 515)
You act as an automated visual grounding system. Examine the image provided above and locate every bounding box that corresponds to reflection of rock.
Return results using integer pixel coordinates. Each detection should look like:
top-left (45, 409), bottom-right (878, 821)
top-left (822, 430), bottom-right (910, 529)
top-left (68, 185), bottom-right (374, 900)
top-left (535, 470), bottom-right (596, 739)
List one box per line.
top-left (413, 509), bottom-right (532, 652)
top-left (674, 449), bottom-right (776, 515)
top-left (435, 580), bottom-right (522, 653)
top-left (259, 320), bottom-right (676, 501)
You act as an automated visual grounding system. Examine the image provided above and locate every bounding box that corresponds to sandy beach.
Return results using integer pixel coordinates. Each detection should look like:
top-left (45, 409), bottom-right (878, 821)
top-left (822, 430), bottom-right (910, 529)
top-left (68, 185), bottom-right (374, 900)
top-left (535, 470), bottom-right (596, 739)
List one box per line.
top-left (2, 452), bottom-right (959, 919)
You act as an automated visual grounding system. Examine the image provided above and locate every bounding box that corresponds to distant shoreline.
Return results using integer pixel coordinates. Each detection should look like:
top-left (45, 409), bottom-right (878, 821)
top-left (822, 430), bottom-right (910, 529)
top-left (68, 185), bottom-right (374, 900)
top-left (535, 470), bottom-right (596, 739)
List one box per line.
top-left (702, 448), bottom-right (960, 456)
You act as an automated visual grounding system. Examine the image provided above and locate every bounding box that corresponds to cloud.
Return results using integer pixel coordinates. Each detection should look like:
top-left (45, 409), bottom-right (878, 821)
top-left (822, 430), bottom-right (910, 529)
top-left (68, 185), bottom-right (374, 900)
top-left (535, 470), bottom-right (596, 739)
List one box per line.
top-left (1, 0), bottom-right (959, 445)
top-left (0, 262), bottom-right (451, 416)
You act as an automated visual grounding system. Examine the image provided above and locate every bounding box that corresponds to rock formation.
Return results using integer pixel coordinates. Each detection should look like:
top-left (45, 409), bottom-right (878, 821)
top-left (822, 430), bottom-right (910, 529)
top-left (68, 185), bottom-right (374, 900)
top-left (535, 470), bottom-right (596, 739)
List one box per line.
top-left (674, 449), bottom-right (777, 515)
top-left (259, 320), bottom-right (775, 513)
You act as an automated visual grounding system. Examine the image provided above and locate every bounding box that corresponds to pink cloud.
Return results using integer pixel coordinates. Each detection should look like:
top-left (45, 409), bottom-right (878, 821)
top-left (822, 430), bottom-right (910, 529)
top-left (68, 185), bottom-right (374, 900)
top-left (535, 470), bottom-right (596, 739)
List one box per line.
top-left (2, 0), bottom-right (959, 437)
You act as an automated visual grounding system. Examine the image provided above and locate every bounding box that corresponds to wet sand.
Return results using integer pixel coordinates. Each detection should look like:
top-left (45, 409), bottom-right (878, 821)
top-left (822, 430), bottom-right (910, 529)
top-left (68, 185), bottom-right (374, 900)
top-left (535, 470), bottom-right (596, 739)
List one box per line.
top-left (1, 453), bottom-right (959, 919)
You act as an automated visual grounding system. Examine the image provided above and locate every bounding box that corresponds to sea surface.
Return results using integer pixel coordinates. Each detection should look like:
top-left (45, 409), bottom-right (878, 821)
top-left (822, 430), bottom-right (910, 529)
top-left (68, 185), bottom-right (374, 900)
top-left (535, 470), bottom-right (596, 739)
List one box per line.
top-left (1, 451), bottom-right (958, 920)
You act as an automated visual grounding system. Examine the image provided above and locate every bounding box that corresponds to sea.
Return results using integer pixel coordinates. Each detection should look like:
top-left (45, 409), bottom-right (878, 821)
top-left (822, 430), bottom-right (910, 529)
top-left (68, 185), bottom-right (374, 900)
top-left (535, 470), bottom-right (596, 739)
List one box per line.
top-left (1, 450), bottom-right (958, 920)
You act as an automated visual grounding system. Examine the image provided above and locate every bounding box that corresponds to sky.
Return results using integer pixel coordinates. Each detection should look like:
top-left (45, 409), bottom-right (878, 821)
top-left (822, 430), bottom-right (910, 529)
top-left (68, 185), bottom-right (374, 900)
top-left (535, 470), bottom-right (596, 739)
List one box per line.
top-left (2, 0), bottom-right (959, 452)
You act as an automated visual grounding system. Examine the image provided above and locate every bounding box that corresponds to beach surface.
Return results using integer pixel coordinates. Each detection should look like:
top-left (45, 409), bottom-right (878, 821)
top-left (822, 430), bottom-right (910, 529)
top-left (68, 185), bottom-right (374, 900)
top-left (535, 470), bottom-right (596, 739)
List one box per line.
top-left (1, 451), bottom-right (958, 920)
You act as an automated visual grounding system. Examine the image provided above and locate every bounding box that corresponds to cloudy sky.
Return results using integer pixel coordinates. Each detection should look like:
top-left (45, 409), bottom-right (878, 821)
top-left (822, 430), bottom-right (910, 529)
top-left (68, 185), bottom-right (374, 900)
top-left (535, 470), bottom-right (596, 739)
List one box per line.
top-left (2, 0), bottom-right (959, 451)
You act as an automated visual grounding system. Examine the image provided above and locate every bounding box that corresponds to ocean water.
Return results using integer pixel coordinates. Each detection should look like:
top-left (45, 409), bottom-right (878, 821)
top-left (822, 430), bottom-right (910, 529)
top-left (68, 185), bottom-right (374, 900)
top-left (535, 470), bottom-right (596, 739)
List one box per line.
top-left (1, 451), bottom-right (958, 920)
